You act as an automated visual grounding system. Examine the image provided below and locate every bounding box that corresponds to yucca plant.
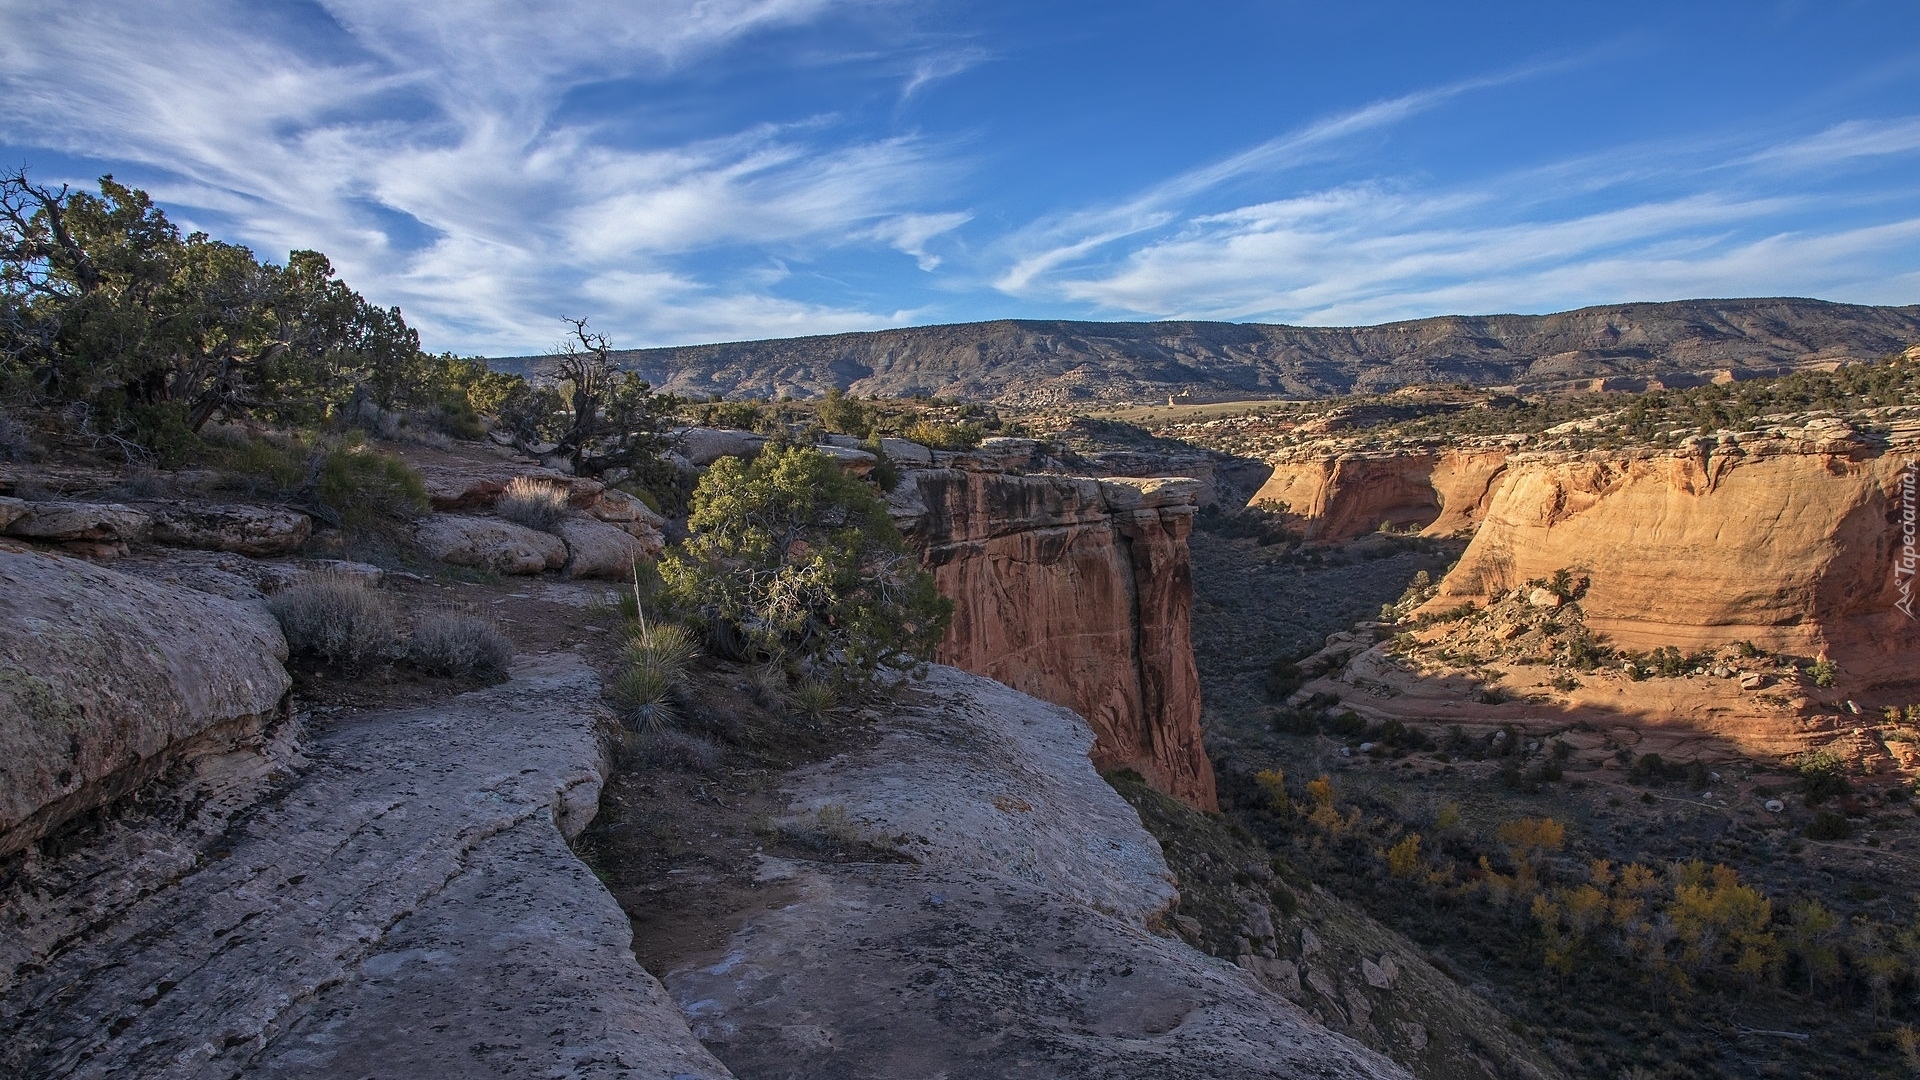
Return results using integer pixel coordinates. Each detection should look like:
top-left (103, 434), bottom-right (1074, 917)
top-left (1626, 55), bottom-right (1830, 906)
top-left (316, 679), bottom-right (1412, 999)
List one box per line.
top-left (787, 678), bottom-right (838, 722)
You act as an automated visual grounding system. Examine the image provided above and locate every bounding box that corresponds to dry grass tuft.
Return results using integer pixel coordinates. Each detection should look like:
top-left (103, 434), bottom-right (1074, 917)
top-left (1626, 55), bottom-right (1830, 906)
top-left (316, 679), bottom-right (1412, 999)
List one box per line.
top-left (496, 476), bottom-right (573, 531)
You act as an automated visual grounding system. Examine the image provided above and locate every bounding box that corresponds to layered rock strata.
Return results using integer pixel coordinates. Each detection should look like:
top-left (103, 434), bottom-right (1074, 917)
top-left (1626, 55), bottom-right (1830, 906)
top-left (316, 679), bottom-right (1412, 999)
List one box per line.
top-left (667, 666), bottom-right (1407, 1079)
top-left (890, 469), bottom-right (1217, 809)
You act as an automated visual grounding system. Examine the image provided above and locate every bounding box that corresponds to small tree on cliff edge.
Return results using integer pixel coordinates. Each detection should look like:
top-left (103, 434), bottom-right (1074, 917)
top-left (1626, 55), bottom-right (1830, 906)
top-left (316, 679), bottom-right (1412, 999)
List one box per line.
top-left (661, 446), bottom-right (951, 686)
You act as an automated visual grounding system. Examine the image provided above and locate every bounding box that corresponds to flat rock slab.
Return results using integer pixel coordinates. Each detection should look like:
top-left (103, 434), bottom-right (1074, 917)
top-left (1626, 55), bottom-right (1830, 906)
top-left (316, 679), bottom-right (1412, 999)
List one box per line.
top-left (669, 667), bottom-right (1407, 1080)
top-left (4, 500), bottom-right (151, 543)
top-left (780, 670), bottom-right (1177, 923)
top-left (0, 657), bottom-right (735, 1080)
top-left (674, 862), bottom-right (1406, 1080)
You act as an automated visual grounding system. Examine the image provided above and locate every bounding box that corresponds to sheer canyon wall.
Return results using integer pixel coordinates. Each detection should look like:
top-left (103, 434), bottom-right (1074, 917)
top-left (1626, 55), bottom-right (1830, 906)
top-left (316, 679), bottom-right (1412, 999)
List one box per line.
top-left (890, 468), bottom-right (1218, 810)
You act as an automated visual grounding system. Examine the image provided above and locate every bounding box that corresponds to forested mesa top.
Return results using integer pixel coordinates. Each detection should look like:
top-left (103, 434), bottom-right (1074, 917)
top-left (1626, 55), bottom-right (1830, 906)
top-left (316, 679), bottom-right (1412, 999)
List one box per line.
top-left (491, 299), bottom-right (1920, 406)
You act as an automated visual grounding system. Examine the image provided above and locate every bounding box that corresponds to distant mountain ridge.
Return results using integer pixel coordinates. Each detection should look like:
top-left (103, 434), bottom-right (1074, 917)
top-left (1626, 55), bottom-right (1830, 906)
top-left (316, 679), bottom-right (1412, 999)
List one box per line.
top-left (488, 297), bottom-right (1920, 405)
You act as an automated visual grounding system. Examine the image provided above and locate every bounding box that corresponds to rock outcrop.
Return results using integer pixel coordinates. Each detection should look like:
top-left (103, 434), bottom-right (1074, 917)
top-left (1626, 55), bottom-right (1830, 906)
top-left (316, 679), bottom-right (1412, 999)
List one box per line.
top-left (891, 468), bottom-right (1217, 809)
top-left (1, 655), bottom-right (734, 1080)
top-left (142, 501), bottom-right (313, 556)
top-left (414, 514), bottom-right (569, 574)
top-left (1250, 447), bottom-right (1511, 541)
top-left (667, 666), bottom-right (1407, 1079)
top-left (4, 499), bottom-right (151, 555)
top-left (0, 550), bottom-right (291, 857)
top-left (1422, 418), bottom-right (1920, 684)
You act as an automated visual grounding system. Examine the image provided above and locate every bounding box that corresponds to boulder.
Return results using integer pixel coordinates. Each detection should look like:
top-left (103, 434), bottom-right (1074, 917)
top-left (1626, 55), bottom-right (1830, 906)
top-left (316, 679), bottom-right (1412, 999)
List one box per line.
top-left (581, 487), bottom-right (668, 553)
top-left (1098, 475), bottom-right (1206, 512)
top-left (585, 486), bottom-right (666, 531)
top-left (143, 502), bottom-right (312, 556)
top-left (5, 500), bottom-right (151, 544)
top-left (0, 495), bottom-right (26, 529)
top-left (0, 550), bottom-right (291, 856)
top-left (676, 426), bottom-right (767, 466)
top-left (555, 516), bottom-right (658, 578)
top-left (415, 515), bottom-right (567, 575)
top-left (813, 443), bottom-right (876, 477)
top-left (1528, 587), bottom-right (1563, 609)
top-left (964, 436), bottom-right (1045, 472)
top-left (879, 437), bottom-right (933, 467)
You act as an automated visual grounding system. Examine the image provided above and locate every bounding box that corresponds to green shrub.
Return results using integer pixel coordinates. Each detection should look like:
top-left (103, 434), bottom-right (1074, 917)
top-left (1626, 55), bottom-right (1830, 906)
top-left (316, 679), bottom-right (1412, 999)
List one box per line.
top-left (860, 438), bottom-right (899, 491)
top-left (1263, 658), bottom-right (1304, 701)
top-left (1323, 710), bottom-right (1368, 738)
top-left (207, 430), bottom-right (308, 494)
top-left (407, 611), bottom-right (513, 679)
top-left (901, 419), bottom-right (984, 451)
top-left (621, 622), bottom-right (698, 673)
top-left (1795, 749), bottom-right (1851, 804)
top-left (1804, 811), bottom-right (1853, 841)
top-left (495, 476), bottom-right (572, 531)
top-left (662, 446), bottom-right (951, 686)
top-left (788, 679), bottom-right (838, 722)
top-left (315, 440), bottom-right (429, 532)
top-left (1808, 658), bottom-right (1838, 688)
top-left (268, 574), bottom-right (406, 672)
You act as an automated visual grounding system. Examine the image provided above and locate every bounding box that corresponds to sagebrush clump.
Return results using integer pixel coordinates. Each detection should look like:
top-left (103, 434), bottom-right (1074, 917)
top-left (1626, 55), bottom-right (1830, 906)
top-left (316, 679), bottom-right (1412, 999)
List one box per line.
top-left (268, 574), bottom-right (406, 672)
top-left (269, 575), bottom-right (512, 679)
top-left (407, 611), bottom-right (513, 679)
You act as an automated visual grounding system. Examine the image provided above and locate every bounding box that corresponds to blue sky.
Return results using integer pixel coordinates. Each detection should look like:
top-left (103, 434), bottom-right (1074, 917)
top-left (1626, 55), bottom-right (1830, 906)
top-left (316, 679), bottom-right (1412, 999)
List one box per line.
top-left (3, 1), bottom-right (1918, 355)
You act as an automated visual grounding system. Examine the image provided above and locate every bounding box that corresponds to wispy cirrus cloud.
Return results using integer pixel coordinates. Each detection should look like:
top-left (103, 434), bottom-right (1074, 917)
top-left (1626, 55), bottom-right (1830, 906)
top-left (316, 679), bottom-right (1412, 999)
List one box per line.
top-left (0, 0), bottom-right (957, 352)
top-left (991, 62), bottom-right (1564, 295)
top-left (1741, 115), bottom-right (1920, 168)
top-left (995, 71), bottom-right (1920, 326)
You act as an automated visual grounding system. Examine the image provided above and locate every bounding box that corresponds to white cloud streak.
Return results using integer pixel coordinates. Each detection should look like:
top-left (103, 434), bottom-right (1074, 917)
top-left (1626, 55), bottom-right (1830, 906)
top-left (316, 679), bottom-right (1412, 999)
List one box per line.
top-left (992, 64), bottom-right (1554, 294)
top-left (0, 0), bottom-right (950, 351)
top-left (998, 79), bottom-right (1920, 325)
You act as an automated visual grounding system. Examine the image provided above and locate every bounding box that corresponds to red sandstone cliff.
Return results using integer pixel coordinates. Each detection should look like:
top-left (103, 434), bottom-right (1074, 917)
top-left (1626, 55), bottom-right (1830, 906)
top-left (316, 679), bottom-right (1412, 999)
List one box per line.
top-left (889, 469), bottom-right (1218, 810)
top-left (1421, 415), bottom-right (1920, 687)
top-left (1249, 447), bottom-right (1511, 541)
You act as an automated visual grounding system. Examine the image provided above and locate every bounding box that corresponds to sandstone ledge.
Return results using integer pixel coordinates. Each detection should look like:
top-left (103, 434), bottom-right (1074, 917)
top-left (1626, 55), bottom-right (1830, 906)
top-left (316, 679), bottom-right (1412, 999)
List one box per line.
top-left (0, 657), bottom-right (734, 1080)
top-left (669, 667), bottom-right (1407, 1080)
